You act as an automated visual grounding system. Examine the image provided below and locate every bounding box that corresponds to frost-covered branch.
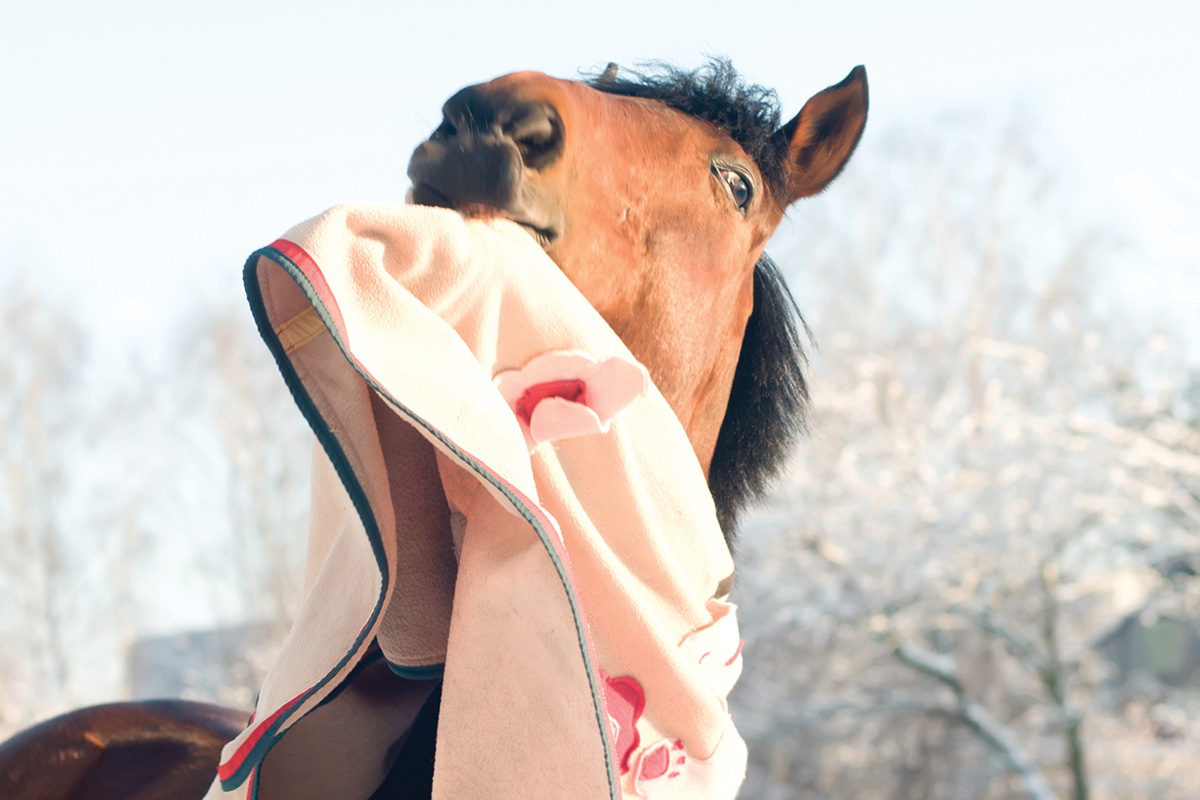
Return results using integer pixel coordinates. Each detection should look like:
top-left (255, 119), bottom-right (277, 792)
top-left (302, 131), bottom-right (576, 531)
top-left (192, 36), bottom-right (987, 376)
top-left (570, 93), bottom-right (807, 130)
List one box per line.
top-left (894, 640), bottom-right (1059, 800)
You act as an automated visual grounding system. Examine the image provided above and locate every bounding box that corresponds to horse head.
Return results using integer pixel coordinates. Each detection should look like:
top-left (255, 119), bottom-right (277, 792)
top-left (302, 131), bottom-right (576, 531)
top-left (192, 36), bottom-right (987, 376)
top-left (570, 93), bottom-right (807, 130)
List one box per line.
top-left (408, 60), bottom-right (868, 538)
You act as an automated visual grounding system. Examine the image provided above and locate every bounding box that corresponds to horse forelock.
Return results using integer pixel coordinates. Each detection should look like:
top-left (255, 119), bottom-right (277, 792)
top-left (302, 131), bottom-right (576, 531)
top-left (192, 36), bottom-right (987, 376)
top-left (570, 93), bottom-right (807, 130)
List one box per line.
top-left (586, 58), bottom-right (792, 206)
top-left (708, 253), bottom-right (811, 543)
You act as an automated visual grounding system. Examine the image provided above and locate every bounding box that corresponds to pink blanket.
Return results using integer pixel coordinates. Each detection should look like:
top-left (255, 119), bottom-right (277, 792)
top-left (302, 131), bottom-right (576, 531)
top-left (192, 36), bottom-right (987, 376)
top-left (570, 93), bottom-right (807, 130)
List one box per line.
top-left (205, 204), bottom-right (746, 799)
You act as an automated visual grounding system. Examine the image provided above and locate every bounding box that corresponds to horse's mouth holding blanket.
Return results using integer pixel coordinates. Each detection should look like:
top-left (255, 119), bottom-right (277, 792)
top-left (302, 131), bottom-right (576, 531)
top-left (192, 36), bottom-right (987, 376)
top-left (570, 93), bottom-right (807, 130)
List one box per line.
top-left (407, 178), bottom-right (561, 249)
top-left (405, 63), bottom-right (868, 527)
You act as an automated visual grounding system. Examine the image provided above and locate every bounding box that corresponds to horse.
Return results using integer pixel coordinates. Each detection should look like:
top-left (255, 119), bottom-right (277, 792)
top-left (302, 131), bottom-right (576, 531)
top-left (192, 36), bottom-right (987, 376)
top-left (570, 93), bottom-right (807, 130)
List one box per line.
top-left (0, 59), bottom-right (867, 799)
top-left (0, 700), bottom-right (248, 799)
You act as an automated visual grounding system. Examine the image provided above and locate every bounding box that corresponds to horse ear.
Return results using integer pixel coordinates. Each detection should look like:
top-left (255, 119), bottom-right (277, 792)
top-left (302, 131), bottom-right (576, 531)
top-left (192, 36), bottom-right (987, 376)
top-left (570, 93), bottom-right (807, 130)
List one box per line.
top-left (776, 66), bottom-right (868, 203)
top-left (598, 62), bottom-right (619, 86)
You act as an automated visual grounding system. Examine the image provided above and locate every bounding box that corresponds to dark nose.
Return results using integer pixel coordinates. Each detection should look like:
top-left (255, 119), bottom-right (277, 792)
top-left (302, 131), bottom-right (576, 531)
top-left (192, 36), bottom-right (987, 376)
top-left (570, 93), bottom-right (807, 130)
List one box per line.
top-left (407, 86), bottom-right (564, 211)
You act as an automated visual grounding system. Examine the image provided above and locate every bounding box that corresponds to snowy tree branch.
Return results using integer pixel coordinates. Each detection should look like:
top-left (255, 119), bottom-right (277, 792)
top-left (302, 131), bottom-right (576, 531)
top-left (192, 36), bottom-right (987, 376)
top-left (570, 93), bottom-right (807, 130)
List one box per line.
top-left (894, 640), bottom-right (1059, 800)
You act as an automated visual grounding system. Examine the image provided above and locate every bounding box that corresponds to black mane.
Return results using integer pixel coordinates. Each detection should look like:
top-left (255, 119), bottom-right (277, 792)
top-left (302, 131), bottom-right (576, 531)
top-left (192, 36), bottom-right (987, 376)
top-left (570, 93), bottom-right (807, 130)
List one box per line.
top-left (709, 255), bottom-right (810, 539)
top-left (588, 61), bottom-right (812, 541)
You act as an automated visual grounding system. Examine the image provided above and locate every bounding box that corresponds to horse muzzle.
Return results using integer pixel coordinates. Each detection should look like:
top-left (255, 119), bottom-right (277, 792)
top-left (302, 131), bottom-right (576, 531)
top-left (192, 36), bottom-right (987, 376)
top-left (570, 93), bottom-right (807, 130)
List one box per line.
top-left (407, 88), bottom-right (565, 247)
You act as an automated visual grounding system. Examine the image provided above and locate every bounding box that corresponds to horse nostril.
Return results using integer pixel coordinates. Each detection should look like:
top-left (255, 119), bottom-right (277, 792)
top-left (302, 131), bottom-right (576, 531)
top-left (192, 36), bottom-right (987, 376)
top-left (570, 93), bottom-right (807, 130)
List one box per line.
top-left (433, 119), bottom-right (457, 140)
top-left (504, 102), bottom-right (563, 171)
top-left (516, 126), bottom-right (551, 151)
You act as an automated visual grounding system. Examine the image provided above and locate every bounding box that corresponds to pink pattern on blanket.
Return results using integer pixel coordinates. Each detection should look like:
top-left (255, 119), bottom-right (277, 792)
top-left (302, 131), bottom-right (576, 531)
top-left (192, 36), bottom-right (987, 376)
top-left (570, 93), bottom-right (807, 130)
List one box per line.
top-left (636, 738), bottom-right (686, 787)
top-left (599, 670), bottom-right (646, 774)
top-left (679, 600), bottom-right (744, 701)
top-left (635, 734), bottom-right (756, 799)
top-left (495, 351), bottom-right (649, 452)
top-left (514, 379), bottom-right (586, 426)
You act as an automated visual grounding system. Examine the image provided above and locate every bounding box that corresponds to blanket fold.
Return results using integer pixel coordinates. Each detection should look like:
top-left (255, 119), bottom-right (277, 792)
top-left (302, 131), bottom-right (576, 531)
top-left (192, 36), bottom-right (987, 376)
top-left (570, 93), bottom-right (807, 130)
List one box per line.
top-left (205, 204), bottom-right (747, 800)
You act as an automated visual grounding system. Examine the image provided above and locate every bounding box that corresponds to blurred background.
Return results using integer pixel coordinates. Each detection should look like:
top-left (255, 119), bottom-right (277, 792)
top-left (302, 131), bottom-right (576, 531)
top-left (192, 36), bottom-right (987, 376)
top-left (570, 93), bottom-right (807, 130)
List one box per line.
top-left (2, 1), bottom-right (1198, 797)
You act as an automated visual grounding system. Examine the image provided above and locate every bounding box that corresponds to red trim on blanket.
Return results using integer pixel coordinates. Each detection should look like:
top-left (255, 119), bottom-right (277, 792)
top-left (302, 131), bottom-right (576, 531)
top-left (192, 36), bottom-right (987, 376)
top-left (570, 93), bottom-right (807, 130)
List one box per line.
top-left (269, 238), bottom-right (348, 343)
top-left (217, 692), bottom-right (306, 782)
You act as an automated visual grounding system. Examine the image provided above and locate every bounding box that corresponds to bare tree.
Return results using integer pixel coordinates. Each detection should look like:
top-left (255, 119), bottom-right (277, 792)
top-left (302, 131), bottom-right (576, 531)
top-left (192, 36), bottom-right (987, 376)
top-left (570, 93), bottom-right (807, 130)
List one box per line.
top-left (0, 280), bottom-right (312, 734)
top-left (143, 298), bottom-right (311, 699)
top-left (731, 117), bottom-right (1200, 800)
top-left (0, 281), bottom-right (132, 732)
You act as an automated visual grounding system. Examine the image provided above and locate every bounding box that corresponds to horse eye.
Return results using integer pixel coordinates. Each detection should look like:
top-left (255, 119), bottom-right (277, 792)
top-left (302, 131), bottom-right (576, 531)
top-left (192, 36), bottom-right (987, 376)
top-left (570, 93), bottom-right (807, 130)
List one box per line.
top-left (717, 167), bottom-right (750, 209)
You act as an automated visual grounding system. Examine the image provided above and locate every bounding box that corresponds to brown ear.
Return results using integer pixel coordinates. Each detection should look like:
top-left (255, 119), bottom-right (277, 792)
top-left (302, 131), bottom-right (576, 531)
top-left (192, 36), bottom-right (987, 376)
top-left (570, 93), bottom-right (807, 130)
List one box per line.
top-left (777, 66), bottom-right (868, 203)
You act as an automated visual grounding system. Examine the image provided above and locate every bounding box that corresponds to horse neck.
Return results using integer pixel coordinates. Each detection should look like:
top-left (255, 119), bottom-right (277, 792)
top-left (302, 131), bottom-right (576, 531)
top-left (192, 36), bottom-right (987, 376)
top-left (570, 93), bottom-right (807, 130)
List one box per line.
top-left (605, 277), bottom-right (753, 477)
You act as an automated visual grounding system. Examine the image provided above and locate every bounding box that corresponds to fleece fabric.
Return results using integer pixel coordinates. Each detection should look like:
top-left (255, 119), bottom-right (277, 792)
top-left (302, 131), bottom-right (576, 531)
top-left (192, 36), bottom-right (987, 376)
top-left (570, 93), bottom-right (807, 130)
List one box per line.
top-left (204, 204), bottom-right (747, 800)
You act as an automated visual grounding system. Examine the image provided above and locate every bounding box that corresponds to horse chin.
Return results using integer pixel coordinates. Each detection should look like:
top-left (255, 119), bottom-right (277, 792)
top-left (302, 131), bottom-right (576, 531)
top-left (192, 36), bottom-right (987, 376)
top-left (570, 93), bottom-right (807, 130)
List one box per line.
top-left (408, 181), bottom-right (456, 212)
top-left (408, 183), bottom-right (558, 250)
top-left (512, 220), bottom-right (556, 249)
top-left (457, 204), bottom-right (559, 250)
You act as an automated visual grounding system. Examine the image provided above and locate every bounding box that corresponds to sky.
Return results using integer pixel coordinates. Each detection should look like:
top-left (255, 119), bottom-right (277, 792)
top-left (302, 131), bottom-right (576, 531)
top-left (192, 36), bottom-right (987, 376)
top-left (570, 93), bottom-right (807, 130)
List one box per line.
top-left (2, 0), bottom-right (1197, 380)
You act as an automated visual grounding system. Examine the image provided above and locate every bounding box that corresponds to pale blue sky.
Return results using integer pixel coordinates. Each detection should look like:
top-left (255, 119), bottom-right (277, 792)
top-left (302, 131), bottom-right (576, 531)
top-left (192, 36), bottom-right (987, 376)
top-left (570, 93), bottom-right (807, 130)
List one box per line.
top-left (2, 0), bottom-right (1197, 369)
